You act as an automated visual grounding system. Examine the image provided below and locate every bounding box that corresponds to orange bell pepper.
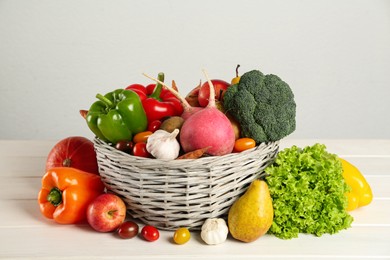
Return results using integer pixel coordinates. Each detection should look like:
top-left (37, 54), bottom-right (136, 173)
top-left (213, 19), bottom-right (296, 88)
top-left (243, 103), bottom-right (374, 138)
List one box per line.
top-left (38, 167), bottom-right (105, 224)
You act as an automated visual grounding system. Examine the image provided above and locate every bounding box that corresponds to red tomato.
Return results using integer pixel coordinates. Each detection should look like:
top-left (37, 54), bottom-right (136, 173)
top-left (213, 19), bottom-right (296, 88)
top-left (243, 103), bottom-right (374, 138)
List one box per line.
top-left (133, 131), bottom-right (153, 143)
top-left (118, 221), bottom-right (139, 239)
top-left (133, 142), bottom-right (152, 158)
top-left (45, 136), bottom-right (99, 174)
top-left (147, 120), bottom-right (162, 132)
top-left (234, 138), bottom-right (256, 152)
top-left (141, 225), bottom-right (160, 242)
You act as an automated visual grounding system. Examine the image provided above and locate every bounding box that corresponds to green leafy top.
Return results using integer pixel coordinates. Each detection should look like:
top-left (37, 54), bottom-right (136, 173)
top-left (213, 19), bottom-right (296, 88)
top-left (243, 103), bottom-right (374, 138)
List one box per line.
top-left (265, 143), bottom-right (353, 239)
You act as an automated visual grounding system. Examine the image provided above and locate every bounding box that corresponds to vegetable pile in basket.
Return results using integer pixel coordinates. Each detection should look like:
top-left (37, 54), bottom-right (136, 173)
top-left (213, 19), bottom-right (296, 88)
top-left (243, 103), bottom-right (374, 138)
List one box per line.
top-left (37, 65), bottom-right (373, 245)
top-left (84, 68), bottom-right (297, 158)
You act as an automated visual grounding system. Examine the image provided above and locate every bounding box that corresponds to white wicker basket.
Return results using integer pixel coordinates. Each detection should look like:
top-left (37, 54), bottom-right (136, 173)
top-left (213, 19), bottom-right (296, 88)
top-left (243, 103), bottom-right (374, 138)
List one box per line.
top-left (93, 138), bottom-right (279, 230)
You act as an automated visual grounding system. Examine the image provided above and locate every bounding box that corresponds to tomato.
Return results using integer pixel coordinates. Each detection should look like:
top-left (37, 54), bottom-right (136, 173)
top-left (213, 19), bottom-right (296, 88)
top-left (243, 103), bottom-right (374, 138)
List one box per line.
top-left (173, 227), bottom-right (191, 245)
top-left (115, 140), bottom-right (134, 153)
top-left (147, 120), bottom-right (162, 132)
top-left (132, 142), bottom-right (152, 158)
top-left (117, 221), bottom-right (139, 239)
top-left (141, 225), bottom-right (159, 242)
top-left (234, 138), bottom-right (256, 152)
top-left (46, 136), bottom-right (99, 174)
top-left (133, 131), bottom-right (153, 143)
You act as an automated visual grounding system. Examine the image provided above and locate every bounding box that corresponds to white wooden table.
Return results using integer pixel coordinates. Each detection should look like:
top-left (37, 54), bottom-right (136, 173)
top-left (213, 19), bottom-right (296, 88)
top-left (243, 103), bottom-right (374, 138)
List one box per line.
top-left (1, 139), bottom-right (389, 259)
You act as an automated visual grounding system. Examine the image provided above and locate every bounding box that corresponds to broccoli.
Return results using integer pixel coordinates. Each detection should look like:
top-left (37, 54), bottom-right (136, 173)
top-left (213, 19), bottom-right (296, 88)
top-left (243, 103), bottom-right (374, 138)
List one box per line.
top-left (223, 70), bottom-right (296, 143)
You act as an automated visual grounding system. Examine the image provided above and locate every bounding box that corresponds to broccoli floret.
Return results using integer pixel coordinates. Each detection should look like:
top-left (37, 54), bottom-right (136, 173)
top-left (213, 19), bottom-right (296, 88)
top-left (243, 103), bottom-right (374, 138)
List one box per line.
top-left (223, 70), bottom-right (296, 143)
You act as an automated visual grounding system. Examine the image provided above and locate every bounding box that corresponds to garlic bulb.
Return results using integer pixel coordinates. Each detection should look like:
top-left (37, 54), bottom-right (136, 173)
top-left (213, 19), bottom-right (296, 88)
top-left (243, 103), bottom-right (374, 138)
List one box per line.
top-left (200, 218), bottom-right (229, 245)
top-left (146, 129), bottom-right (180, 160)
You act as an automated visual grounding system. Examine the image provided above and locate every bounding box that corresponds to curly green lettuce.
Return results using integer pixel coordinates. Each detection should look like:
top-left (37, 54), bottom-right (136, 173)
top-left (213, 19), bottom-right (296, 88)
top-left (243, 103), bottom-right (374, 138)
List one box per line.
top-left (265, 143), bottom-right (353, 239)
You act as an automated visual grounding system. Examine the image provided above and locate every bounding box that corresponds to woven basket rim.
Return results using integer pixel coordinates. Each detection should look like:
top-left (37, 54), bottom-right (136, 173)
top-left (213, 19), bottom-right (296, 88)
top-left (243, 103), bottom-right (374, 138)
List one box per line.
top-left (93, 137), bottom-right (279, 164)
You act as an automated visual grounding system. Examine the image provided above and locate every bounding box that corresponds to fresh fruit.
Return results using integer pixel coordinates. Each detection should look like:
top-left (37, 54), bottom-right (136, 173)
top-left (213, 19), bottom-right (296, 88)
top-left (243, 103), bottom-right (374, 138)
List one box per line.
top-left (231, 64), bottom-right (241, 84)
top-left (45, 136), bottom-right (99, 174)
top-left (147, 120), bottom-right (162, 132)
top-left (141, 225), bottom-right (160, 242)
top-left (133, 131), bottom-right (153, 143)
top-left (115, 140), bottom-right (134, 153)
top-left (198, 79), bottom-right (230, 107)
top-left (185, 82), bottom-right (201, 107)
top-left (228, 179), bottom-right (273, 242)
top-left (173, 227), bottom-right (191, 245)
top-left (132, 142), bottom-right (152, 158)
top-left (117, 221), bottom-right (139, 239)
top-left (234, 138), bottom-right (256, 152)
top-left (340, 158), bottom-right (373, 211)
top-left (86, 193), bottom-right (127, 232)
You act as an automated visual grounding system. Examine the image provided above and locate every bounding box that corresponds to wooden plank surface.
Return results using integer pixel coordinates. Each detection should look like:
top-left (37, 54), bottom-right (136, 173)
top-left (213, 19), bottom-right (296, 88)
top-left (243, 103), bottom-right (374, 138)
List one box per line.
top-left (0, 139), bottom-right (389, 259)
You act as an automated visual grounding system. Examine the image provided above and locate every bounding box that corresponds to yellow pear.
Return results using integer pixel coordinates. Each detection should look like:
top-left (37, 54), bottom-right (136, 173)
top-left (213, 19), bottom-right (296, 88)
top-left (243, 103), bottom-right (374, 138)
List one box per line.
top-left (228, 179), bottom-right (273, 242)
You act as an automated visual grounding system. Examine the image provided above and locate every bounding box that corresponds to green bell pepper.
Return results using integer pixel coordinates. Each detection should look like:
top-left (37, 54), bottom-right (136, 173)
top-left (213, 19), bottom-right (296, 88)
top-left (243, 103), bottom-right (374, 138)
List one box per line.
top-left (86, 89), bottom-right (148, 144)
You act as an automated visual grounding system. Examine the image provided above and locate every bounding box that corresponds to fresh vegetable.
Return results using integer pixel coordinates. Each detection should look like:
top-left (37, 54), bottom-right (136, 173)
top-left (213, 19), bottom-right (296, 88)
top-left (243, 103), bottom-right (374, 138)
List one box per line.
top-left (233, 137), bottom-right (256, 152)
top-left (176, 147), bottom-right (210, 159)
top-left (133, 131), bottom-right (153, 143)
top-left (200, 218), bottom-right (229, 245)
top-left (38, 167), bottom-right (105, 224)
top-left (223, 69), bottom-right (296, 143)
top-left (147, 120), bottom-right (162, 132)
top-left (146, 129), bottom-right (181, 160)
top-left (115, 140), bottom-right (134, 153)
top-left (132, 142), bottom-right (152, 158)
top-left (143, 73), bottom-right (202, 120)
top-left (231, 64), bottom-right (241, 85)
top-left (46, 136), bottom-right (99, 174)
top-left (340, 158), bottom-right (373, 211)
top-left (159, 116), bottom-right (184, 133)
top-left (179, 70), bottom-right (235, 156)
top-left (173, 227), bottom-right (191, 245)
top-left (141, 225), bottom-right (160, 242)
top-left (118, 221), bottom-right (139, 239)
top-left (197, 79), bottom-right (230, 107)
top-left (86, 193), bottom-right (127, 232)
top-left (86, 89), bottom-right (147, 144)
top-left (126, 73), bottom-right (184, 122)
top-left (265, 144), bottom-right (353, 239)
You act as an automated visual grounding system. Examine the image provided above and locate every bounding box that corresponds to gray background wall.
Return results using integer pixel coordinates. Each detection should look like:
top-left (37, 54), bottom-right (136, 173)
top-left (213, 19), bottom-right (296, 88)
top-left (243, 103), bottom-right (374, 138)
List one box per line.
top-left (1, 0), bottom-right (389, 140)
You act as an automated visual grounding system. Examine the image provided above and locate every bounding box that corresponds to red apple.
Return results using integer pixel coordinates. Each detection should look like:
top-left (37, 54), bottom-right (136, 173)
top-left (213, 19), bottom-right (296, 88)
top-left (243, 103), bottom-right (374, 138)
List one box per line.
top-left (197, 79), bottom-right (230, 107)
top-left (87, 193), bottom-right (127, 232)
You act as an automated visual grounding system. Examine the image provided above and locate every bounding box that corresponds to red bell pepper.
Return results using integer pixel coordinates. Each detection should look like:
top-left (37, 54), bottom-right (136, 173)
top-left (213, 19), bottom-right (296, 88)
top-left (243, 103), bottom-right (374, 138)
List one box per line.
top-left (126, 73), bottom-right (184, 122)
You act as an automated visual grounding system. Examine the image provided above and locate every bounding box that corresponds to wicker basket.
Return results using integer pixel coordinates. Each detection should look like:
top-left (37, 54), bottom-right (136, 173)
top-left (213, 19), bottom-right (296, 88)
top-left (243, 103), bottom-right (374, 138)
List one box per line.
top-left (93, 137), bottom-right (279, 230)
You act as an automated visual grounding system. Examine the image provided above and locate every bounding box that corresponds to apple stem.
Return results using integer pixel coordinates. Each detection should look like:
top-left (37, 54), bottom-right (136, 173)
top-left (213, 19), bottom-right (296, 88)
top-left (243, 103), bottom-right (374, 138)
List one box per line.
top-left (62, 158), bottom-right (72, 167)
top-left (47, 187), bottom-right (62, 206)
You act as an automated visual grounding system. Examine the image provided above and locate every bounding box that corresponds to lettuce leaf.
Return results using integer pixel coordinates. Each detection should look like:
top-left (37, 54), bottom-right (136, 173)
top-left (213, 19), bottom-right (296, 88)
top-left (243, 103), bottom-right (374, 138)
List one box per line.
top-left (265, 143), bottom-right (353, 239)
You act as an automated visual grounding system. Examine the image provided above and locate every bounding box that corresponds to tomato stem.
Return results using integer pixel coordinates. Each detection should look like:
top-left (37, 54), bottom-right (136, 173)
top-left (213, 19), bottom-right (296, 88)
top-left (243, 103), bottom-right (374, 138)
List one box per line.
top-left (47, 187), bottom-right (62, 206)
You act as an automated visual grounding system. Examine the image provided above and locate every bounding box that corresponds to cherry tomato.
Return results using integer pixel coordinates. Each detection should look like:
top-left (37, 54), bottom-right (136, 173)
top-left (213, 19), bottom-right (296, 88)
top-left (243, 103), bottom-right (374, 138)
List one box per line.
top-left (117, 221), bottom-right (139, 239)
top-left (132, 142), bottom-right (152, 158)
top-left (148, 120), bottom-right (162, 132)
top-left (234, 138), bottom-right (256, 152)
top-left (133, 131), bottom-right (153, 143)
top-left (141, 225), bottom-right (159, 242)
top-left (115, 140), bottom-right (134, 153)
top-left (173, 227), bottom-right (191, 245)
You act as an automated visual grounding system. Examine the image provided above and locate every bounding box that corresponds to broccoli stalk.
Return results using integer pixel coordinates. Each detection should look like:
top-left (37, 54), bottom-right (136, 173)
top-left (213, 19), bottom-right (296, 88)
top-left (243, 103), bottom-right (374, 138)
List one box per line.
top-left (223, 70), bottom-right (296, 143)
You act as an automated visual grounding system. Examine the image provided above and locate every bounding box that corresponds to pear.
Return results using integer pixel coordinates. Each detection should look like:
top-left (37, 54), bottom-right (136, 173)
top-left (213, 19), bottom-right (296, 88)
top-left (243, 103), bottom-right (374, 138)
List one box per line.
top-left (228, 179), bottom-right (274, 242)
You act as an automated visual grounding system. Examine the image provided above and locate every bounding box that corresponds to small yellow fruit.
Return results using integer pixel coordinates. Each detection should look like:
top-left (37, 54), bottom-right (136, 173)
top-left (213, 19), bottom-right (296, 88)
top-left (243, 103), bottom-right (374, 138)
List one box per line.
top-left (231, 64), bottom-right (241, 85)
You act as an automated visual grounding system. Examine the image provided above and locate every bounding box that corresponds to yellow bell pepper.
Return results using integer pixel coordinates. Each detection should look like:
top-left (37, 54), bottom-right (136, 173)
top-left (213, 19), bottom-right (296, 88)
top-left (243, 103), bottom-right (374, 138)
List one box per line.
top-left (340, 158), bottom-right (373, 211)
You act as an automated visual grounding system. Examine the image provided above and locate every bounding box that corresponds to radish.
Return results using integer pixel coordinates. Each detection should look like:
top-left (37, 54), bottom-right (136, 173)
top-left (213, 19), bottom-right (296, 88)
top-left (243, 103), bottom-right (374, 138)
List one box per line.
top-left (179, 70), bottom-right (235, 156)
top-left (142, 73), bottom-right (202, 120)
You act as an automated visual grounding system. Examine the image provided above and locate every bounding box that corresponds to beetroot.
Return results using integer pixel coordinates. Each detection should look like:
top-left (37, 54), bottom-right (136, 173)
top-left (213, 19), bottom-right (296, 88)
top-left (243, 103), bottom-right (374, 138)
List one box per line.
top-left (179, 70), bottom-right (235, 156)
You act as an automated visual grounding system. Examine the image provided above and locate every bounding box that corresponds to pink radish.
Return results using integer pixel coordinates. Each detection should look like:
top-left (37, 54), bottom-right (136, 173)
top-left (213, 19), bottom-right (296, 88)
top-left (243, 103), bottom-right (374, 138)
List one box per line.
top-left (179, 70), bottom-right (235, 156)
top-left (142, 73), bottom-right (202, 120)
